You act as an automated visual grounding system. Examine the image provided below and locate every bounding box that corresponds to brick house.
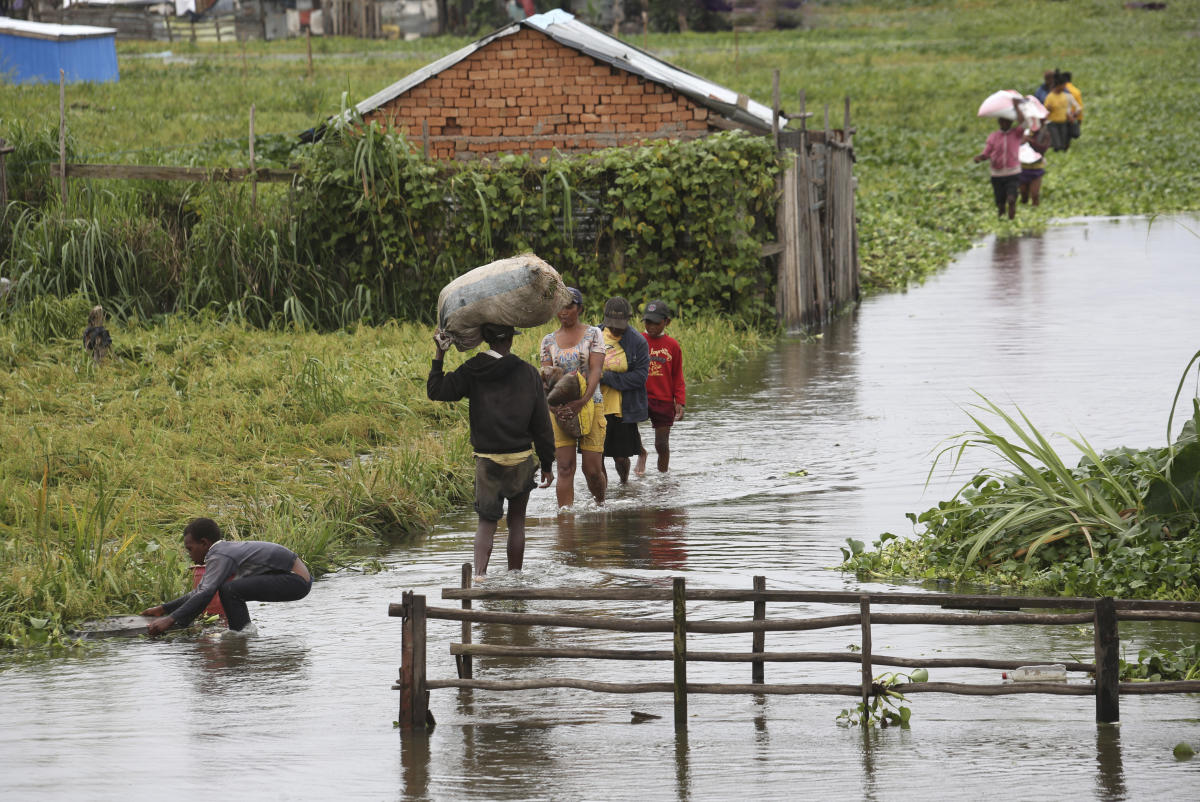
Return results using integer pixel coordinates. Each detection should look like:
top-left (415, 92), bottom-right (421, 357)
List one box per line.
top-left (352, 8), bottom-right (782, 161)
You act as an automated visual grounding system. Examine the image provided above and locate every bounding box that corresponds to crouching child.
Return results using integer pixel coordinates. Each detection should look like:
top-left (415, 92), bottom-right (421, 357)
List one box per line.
top-left (428, 323), bottom-right (555, 579)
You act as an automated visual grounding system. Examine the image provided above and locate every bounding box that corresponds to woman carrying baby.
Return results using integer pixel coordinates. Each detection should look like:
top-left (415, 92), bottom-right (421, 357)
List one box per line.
top-left (540, 286), bottom-right (607, 509)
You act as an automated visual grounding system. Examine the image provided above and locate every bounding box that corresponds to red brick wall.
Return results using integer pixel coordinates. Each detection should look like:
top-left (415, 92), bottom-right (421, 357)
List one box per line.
top-left (363, 27), bottom-right (715, 161)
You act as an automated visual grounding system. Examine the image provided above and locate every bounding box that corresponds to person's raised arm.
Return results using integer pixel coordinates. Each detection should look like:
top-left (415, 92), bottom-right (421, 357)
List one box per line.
top-left (427, 335), bottom-right (469, 402)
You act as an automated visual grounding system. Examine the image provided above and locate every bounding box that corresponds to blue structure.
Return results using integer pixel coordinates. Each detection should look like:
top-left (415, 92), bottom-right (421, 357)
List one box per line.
top-left (0, 17), bottom-right (119, 85)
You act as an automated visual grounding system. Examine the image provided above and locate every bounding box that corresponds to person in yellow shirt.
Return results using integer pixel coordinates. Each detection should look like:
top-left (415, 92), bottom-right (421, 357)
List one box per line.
top-left (598, 297), bottom-right (650, 485)
top-left (1044, 73), bottom-right (1081, 152)
top-left (1061, 71), bottom-right (1083, 121)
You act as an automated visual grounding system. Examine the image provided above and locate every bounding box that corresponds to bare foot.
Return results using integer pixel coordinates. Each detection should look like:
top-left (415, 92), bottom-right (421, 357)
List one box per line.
top-left (473, 575), bottom-right (486, 584)
top-left (635, 452), bottom-right (647, 476)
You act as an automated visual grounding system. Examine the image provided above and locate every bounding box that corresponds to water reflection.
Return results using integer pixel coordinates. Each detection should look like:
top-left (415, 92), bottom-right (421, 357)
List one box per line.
top-left (1095, 725), bottom-right (1126, 801)
top-left (674, 731), bottom-right (692, 802)
top-left (552, 506), bottom-right (691, 571)
top-left (399, 731), bottom-right (431, 801)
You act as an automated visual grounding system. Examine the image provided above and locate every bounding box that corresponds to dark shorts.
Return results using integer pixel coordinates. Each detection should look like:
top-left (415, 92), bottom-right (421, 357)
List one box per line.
top-left (474, 455), bottom-right (537, 522)
top-left (647, 397), bottom-right (676, 429)
top-left (1019, 167), bottom-right (1045, 185)
top-left (990, 175), bottom-right (1020, 207)
top-left (603, 414), bottom-right (643, 458)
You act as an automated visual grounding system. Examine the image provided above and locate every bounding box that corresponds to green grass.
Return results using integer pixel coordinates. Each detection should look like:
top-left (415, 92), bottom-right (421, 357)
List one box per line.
top-left (0, 300), bottom-right (767, 648)
top-left (4, 1), bottom-right (1197, 294)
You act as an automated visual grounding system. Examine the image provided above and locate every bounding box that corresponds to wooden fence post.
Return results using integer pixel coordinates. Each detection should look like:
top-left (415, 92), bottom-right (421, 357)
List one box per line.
top-left (860, 596), bottom-right (872, 710)
top-left (58, 71), bottom-right (67, 205)
top-left (458, 563), bottom-right (473, 680)
top-left (752, 576), bottom-right (766, 684)
top-left (672, 576), bottom-right (688, 732)
top-left (771, 69), bottom-right (781, 150)
top-left (248, 105), bottom-right (257, 214)
top-left (1094, 597), bottom-right (1119, 724)
top-left (399, 591), bottom-right (430, 731)
top-left (0, 138), bottom-right (12, 210)
top-left (306, 27), bottom-right (314, 79)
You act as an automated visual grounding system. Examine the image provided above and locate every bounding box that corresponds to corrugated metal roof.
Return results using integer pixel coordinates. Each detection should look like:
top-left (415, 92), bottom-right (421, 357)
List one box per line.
top-left (0, 16), bottom-right (117, 39)
top-left (352, 9), bottom-right (780, 132)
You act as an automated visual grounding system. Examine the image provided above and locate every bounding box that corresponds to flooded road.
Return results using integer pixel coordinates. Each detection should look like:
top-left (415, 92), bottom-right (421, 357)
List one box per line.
top-left (3, 214), bottom-right (1199, 800)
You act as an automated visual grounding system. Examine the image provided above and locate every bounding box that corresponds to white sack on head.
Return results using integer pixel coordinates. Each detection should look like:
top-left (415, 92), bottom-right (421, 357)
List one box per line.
top-left (437, 253), bottom-right (571, 351)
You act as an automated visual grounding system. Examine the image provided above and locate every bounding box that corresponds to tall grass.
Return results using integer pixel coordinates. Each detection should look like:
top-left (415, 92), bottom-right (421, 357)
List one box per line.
top-left (0, 302), bottom-right (766, 648)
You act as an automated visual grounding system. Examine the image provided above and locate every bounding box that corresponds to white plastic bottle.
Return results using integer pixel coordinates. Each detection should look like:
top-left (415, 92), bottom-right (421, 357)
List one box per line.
top-left (1002, 664), bottom-right (1068, 682)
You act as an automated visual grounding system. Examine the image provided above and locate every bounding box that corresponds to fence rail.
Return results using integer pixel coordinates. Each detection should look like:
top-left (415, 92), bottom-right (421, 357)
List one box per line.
top-left (391, 569), bottom-right (1200, 734)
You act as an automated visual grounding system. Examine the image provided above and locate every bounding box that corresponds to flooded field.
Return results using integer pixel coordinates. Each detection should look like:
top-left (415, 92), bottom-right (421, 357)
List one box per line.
top-left (2, 214), bottom-right (1198, 800)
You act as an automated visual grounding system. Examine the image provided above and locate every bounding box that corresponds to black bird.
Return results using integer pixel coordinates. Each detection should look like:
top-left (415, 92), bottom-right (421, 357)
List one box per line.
top-left (83, 305), bottom-right (112, 364)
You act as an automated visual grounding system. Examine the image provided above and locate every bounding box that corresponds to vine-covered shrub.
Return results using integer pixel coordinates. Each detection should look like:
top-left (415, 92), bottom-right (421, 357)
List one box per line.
top-left (289, 121), bottom-right (781, 326)
top-left (1, 123), bottom-right (780, 331)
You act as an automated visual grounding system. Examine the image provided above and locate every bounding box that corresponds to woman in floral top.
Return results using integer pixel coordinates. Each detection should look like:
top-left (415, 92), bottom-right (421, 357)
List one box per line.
top-left (540, 287), bottom-right (607, 508)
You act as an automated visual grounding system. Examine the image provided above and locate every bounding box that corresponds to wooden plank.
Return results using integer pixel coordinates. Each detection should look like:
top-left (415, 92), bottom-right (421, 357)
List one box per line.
top-left (438, 587), bottom-right (1200, 613)
top-left (59, 71), bottom-right (67, 205)
top-left (248, 104), bottom-right (256, 214)
top-left (860, 596), bottom-right (872, 708)
top-left (399, 591), bottom-right (414, 725)
top-left (673, 577), bottom-right (687, 732)
top-left (448, 644), bottom-right (1096, 672)
top-left (752, 576), bottom-right (765, 684)
top-left (413, 604), bottom-right (1094, 633)
top-left (459, 563), bottom-right (472, 680)
top-left (1094, 596), bottom-right (1119, 723)
top-left (62, 164), bottom-right (296, 182)
top-left (414, 679), bottom-right (1151, 697)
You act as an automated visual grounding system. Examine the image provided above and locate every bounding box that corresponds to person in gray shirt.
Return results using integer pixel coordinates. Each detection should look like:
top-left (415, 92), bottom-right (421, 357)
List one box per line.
top-left (142, 518), bottom-right (312, 636)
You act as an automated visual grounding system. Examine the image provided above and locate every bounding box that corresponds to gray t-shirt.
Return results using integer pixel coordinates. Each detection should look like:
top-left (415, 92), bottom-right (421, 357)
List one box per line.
top-left (162, 540), bottom-right (298, 625)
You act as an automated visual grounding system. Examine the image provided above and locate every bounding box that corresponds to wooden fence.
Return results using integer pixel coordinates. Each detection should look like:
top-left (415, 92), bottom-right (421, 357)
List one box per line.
top-left (774, 94), bottom-right (859, 331)
top-left (390, 568), bottom-right (1200, 734)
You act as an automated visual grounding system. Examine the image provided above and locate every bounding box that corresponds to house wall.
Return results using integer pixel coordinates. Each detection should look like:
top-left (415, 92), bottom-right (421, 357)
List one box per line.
top-left (363, 27), bottom-right (714, 160)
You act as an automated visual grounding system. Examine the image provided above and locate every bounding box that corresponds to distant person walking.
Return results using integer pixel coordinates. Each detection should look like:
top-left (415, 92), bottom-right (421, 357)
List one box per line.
top-left (635, 300), bottom-right (686, 475)
top-left (1044, 73), bottom-right (1081, 152)
top-left (540, 287), bottom-right (607, 509)
top-left (1033, 69), bottom-right (1055, 103)
top-left (599, 297), bottom-right (649, 485)
top-left (1018, 124), bottom-right (1050, 207)
top-left (142, 518), bottom-right (312, 637)
top-left (974, 97), bottom-right (1026, 219)
top-left (428, 323), bottom-right (555, 579)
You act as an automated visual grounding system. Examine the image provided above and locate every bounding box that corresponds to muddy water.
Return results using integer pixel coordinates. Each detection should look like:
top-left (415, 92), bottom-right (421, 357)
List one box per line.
top-left (3, 214), bottom-right (1200, 800)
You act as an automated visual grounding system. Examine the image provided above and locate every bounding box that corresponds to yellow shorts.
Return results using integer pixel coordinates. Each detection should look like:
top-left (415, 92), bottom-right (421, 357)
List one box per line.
top-left (552, 403), bottom-right (606, 452)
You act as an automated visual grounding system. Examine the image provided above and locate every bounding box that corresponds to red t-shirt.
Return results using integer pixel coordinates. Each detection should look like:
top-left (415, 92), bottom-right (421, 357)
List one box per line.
top-left (642, 332), bottom-right (685, 405)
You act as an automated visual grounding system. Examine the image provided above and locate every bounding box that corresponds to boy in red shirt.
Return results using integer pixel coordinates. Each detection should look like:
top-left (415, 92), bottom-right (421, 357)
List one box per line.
top-left (635, 300), bottom-right (686, 474)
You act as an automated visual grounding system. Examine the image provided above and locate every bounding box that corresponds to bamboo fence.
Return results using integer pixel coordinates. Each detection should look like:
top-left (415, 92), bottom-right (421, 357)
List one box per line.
top-left (391, 569), bottom-right (1200, 734)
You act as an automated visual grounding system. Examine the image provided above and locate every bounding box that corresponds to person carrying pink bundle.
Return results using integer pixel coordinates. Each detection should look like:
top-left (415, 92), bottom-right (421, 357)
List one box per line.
top-left (974, 96), bottom-right (1027, 220)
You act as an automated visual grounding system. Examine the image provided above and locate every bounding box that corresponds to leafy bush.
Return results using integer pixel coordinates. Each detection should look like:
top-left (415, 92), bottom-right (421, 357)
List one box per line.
top-left (841, 369), bottom-right (1200, 600)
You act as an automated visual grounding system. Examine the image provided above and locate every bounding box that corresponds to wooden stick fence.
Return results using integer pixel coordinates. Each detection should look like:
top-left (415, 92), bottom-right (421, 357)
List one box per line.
top-left (391, 568), bottom-right (1200, 734)
top-left (775, 91), bottom-right (860, 331)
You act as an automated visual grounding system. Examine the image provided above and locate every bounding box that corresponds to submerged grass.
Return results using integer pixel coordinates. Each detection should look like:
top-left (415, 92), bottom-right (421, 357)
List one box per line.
top-left (0, 303), bottom-right (766, 649)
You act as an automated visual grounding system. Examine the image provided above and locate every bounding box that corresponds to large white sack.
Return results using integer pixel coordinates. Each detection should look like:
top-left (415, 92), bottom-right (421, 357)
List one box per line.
top-left (437, 253), bottom-right (571, 351)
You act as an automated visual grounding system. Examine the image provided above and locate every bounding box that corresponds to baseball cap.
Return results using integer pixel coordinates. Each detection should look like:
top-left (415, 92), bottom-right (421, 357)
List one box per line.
top-left (602, 296), bottom-right (633, 329)
top-left (643, 299), bottom-right (671, 323)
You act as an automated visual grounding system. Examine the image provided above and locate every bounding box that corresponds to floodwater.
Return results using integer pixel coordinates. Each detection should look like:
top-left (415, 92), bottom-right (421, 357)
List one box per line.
top-left (3, 214), bottom-right (1199, 800)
